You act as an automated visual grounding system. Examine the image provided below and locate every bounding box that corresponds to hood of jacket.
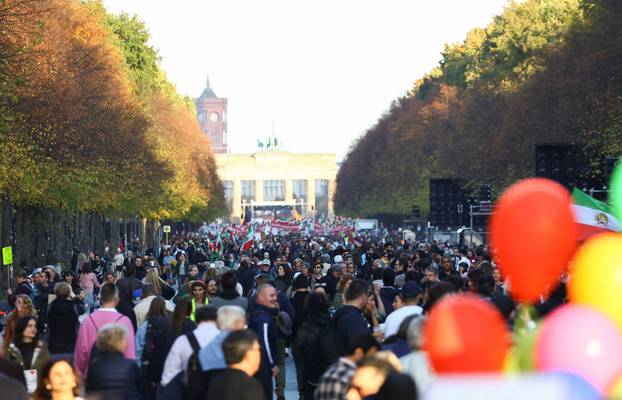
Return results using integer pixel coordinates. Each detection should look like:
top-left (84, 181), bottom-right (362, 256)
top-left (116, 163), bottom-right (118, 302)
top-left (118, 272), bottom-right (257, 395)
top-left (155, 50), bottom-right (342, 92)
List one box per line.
top-left (217, 288), bottom-right (240, 300)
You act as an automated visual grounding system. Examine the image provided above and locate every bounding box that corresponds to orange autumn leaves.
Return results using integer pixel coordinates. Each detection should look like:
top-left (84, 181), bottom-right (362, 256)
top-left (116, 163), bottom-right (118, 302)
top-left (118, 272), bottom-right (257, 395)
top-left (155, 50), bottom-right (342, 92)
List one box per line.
top-left (0, 0), bottom-right (225, 221)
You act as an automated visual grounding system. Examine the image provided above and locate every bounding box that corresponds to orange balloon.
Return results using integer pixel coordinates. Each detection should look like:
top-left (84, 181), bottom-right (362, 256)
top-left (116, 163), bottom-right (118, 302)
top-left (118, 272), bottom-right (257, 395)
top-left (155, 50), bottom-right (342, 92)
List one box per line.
top-left (423, 294), bottom-right (510, 373)
top-left (489, 178), bottom-right (577, 302)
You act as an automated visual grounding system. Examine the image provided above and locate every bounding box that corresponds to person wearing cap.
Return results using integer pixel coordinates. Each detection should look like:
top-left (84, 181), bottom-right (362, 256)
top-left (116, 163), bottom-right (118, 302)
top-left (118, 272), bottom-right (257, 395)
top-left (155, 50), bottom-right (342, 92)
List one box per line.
top-left (259, 259), bottom-right (275, 280)
top-left (189, 280), bottom-right (209, 322)
top-left (383, 282), bottom-right (423, 339)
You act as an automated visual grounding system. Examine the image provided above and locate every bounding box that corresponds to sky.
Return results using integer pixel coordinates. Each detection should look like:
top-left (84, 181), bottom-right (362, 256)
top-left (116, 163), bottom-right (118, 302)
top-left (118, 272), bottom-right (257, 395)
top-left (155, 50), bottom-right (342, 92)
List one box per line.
top-left (102, 0), bottom-right (510, 160)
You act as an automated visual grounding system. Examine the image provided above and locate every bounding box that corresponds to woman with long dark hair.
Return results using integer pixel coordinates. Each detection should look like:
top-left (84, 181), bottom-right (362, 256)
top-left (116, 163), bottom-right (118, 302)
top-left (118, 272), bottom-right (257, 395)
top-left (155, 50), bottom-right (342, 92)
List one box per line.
top-left (165, 298), bottom-right (195, 354)
top-left (136, 297), bottom-right (169, 400)
top-left (62, 271), bottom-right (81, 298)
top-left (6, 316), bottom-right (51, 393)
top-left (275, 264), bottom-right (293, 294)
top-left (2, 294), bottom-right (37, 357)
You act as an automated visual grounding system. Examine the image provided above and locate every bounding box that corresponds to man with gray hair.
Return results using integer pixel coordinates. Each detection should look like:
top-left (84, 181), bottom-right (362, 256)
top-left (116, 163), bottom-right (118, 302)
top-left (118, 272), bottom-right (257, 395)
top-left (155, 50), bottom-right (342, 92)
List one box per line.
top-left (199, 305), bottom-right (247, 371)
top-left (424, 266), bottom-right (439, 283)
top-left (248, 284), bottom-right (280, 400)
top-left (399, 315), bottom-right (434, 393)
top-left (325, 264), bottom-right (343, 300)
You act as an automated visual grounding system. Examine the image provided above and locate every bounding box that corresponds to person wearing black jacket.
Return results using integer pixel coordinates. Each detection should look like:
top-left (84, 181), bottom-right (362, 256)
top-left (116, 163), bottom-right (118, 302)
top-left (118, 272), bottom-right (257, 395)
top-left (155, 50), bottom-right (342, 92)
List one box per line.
top-left (210, 271), bottom-right (248, 311)
top-left (86, 323), bottom-right (142, 400)
top-left (33, 272), bottom-right (52, 334)
top-left (324, 265), bottom-right (342, 301)
top-left (294, 292), bottom-right (332, 400)
top-left (133, 256), bottom-right (147, 281)
top-left (248, 284), bottom-right (280, 400)
top-left (290, 275), bottom-right (310, 339)
top-left (47, 283), bottom-right (80, 355)
top-left (62, 271), bottom-right (82, 298)
top-left (379, 268), bottom-right (399, 315)
top-left (7, 270), bottom-right (32, 308)
top-left (205, 330), bottom-right (265, 400)
top-left (333, 279), bottom-right (373, 358)
top-left (236, 260), bottom-right (255, 297)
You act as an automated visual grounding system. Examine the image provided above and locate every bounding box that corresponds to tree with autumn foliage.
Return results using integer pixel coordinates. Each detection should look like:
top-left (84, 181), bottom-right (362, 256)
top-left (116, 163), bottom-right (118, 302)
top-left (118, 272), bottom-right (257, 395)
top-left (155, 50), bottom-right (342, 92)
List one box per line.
top-left (0, 0), bottom-right (225, 222)
top-left (336, 0), bottom-right (621, 219)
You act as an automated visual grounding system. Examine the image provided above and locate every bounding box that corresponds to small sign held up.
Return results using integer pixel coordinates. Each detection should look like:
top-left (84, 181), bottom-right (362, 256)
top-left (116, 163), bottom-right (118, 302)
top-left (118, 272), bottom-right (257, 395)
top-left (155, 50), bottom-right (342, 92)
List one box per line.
top-left (2, 246), bottom-right (13, 265)
top-left (163, 225), bottom-right (171, 233)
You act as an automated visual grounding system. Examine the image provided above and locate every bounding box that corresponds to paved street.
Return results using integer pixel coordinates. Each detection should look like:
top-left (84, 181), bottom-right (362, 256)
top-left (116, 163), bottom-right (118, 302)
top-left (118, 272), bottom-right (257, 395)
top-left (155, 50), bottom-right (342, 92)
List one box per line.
top-left (284, 350), bottom-right (299, 400)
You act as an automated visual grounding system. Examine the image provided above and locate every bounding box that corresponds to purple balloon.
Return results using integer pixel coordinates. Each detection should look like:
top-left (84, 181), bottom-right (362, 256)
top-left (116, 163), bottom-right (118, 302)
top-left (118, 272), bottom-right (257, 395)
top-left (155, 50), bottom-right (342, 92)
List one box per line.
top-left (536, 304), bottom-right (622, 393)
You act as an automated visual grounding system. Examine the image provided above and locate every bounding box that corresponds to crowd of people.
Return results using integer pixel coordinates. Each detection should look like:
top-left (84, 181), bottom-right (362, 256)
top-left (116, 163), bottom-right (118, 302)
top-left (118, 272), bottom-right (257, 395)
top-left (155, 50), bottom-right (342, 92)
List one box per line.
top-left (0, 226), bottom-right (559, 399)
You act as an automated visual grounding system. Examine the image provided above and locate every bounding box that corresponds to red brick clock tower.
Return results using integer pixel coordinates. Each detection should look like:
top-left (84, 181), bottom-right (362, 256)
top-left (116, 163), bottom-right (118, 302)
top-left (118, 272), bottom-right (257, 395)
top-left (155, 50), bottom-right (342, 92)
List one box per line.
top-left (196, 74), bottom-right (228, 153)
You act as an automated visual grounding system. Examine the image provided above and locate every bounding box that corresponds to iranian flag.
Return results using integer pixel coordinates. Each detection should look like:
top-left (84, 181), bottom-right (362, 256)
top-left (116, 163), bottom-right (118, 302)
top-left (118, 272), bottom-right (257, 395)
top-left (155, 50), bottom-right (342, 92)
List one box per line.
top-left (215, 230), bottom-right (223, 255)
top-left (242, 225), bottom-right (254, 251)
top-left (572, 188), bottom-right (621, 241)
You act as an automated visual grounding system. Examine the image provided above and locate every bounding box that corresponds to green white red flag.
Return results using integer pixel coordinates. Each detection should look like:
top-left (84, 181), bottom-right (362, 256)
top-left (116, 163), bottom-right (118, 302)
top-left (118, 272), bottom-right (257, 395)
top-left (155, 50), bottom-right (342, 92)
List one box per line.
top-left (242, 224), bottom-right (254, 251)
top-left (571, 188), bottom-right (620, 241)
top-left (215, 230), bottom-right (223, 255)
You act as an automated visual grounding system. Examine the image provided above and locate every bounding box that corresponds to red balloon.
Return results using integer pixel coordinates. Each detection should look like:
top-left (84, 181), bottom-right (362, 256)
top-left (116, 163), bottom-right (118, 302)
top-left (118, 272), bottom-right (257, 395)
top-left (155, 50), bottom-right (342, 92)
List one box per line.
top-left (489, 178), bottom-right (577, 302)
top-left (423, 294), bottom-right (510, 373)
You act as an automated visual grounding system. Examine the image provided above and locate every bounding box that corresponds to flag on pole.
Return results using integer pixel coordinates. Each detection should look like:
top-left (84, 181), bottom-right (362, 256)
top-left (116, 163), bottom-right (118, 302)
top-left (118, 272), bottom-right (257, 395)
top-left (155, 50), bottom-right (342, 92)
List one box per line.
top-left (572, 188), bottom-right (621, 240)
top-left (242, 224), bottom-right (254, 251)
top-left (215, 230), bottom-right (223, 255)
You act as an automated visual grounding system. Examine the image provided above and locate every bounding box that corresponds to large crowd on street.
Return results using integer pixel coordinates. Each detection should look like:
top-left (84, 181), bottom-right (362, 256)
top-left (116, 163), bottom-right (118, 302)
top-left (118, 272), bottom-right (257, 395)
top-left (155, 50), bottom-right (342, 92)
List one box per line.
top-left (0, 222), bottom-right (552, 400)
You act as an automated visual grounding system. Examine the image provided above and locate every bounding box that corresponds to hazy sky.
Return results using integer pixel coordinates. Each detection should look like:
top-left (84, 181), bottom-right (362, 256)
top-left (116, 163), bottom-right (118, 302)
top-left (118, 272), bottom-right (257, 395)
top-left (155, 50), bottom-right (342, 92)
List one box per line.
top-left (103, 0), bottom-right (510, 160)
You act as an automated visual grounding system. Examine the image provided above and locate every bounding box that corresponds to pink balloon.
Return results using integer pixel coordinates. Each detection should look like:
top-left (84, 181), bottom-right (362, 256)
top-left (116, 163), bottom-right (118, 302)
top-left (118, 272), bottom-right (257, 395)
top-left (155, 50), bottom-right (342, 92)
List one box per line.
top-left (535, 304), bottom-right (622, 393)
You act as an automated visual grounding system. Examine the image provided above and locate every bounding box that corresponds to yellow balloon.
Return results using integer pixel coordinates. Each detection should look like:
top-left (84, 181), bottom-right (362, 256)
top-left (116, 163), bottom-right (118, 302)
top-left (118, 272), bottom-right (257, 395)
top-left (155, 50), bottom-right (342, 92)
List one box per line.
top-left (569, 233), bottom-right (622, 332)
top-left (609, 372), bottom-right (622, 399)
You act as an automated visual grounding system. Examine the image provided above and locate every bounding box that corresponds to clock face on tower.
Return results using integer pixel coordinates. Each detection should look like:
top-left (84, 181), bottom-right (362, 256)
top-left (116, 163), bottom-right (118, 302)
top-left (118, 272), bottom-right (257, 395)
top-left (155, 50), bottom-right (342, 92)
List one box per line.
top-left (210, 112), bottom-right (219, 122)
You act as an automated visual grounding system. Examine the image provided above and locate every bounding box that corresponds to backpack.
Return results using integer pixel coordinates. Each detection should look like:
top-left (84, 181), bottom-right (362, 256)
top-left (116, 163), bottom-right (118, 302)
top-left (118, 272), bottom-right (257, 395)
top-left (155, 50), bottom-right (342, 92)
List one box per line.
top-left (140, 316), bottom-right (168, 381)
top-left (88, 314), bottom-right (124, 363)
top-left (185, 332), bottom-right (206, 400)
top-left (318, 316), bottom-right (339, 364)
top-left (295, 317), bottom-right (331, 389)
top-left (277, 310), bottom-right (293, 339)
top-left (249, 310), bottom-right (292, 340)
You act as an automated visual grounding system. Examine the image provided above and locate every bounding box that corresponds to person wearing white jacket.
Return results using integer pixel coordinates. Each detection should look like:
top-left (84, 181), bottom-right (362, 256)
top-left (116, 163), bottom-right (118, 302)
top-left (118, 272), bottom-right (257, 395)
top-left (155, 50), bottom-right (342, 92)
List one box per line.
top-left (160, 305), bottom-right (219, 386)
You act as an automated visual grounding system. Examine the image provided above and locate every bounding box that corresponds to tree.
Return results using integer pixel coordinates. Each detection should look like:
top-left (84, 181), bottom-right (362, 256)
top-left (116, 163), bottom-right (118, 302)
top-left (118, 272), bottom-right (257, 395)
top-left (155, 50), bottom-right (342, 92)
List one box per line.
top-left (335, 0), bottom-right (599, 218)
top-left (0, 0), bottom-right (226, 220)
